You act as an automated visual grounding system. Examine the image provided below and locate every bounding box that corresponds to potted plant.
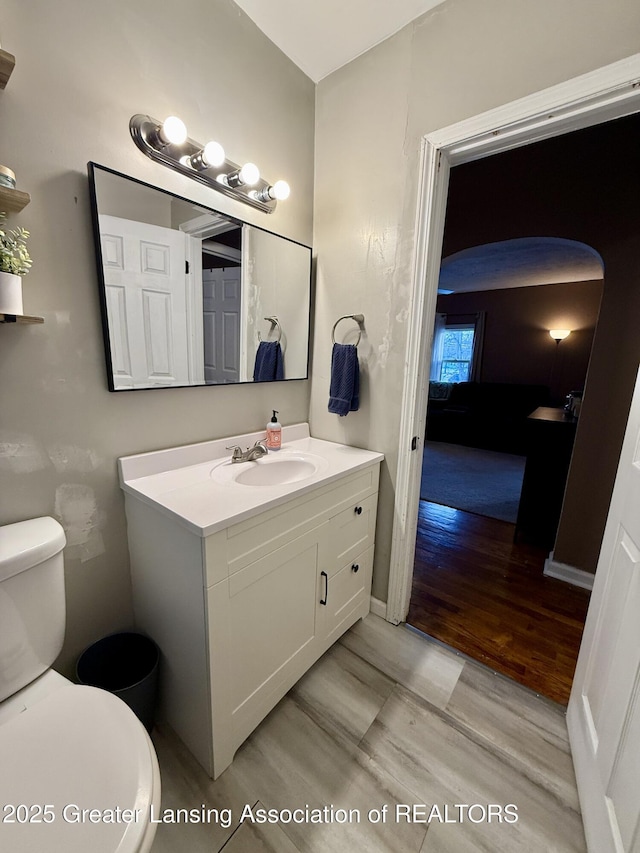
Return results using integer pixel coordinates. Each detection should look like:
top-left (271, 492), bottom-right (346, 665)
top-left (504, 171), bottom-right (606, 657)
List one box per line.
top-left (0, 211), bottom-right (32, 315)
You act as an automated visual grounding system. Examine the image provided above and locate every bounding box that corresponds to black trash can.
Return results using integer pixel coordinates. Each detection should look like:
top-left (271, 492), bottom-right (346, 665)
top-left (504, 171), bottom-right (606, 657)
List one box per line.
top-left (76, 632), bottom-right (159, 733)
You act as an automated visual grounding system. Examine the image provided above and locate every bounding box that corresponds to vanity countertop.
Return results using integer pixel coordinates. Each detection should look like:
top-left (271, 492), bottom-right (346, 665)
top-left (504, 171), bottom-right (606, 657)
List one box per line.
top-left (118, 423), bottom-right (383, 537)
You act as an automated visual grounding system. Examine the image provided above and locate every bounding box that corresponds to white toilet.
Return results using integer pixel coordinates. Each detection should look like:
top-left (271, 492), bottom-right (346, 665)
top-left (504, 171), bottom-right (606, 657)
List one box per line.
top-left (0, 517), bottom-right (161, 852)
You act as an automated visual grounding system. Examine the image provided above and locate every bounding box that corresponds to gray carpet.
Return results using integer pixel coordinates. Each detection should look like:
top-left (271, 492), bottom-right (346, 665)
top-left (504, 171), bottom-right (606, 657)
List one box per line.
top-left (421, 441), bottom-right (526, 523)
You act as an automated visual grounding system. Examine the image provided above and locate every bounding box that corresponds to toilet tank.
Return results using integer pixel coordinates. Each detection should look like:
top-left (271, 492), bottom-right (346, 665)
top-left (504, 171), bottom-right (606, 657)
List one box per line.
top-left (0, 517), bottom-right (67, 703)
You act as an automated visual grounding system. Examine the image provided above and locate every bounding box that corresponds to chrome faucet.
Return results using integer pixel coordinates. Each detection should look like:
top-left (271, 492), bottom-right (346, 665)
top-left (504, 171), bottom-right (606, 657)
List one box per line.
top-left (226, 440), bottom-right (268, 463)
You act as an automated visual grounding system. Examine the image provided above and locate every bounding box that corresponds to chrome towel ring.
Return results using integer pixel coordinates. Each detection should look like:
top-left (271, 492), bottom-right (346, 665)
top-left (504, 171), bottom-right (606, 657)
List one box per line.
top-left (331, 313), bottom-right (365, 346)
top-left (258, 316), bottom-right (282, 343)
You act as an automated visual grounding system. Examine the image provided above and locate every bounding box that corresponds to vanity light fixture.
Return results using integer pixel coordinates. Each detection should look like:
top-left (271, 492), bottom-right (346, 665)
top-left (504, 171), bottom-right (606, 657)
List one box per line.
top-left (129, 113), bottom-right (289, 213)
top-left (549, 329), bottom-right (572, 342)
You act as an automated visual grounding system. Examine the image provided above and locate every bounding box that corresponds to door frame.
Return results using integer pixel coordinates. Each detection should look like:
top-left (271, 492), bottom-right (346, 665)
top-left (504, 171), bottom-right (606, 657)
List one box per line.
top-left (386, 52), bottom-right (640, 625)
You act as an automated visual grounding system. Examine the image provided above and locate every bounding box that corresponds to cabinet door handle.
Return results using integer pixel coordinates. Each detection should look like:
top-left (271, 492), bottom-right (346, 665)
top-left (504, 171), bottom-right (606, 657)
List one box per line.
top-left (320, 571), bottom-right (328, 605)
top-left (351, 563), bottom-right (360, 573)
top-left (354, 505), bottom-right (363, 515)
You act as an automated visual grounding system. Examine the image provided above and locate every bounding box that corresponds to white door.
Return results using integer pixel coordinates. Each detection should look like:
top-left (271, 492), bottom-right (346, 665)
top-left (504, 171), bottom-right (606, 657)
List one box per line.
top-left (202, 266), bottom-right (242, 384)
top-left (568, 363), bottom-right (640, 852)
top-left (99, 215), bottom-right (190, 389)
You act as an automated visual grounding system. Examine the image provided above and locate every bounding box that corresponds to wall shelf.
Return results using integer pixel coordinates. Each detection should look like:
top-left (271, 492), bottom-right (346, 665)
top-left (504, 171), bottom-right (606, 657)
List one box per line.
top-left (0, 48), bottom-right (37, 326)
top-left (0, 51), bottom-right (30, 212)
top-left (0, 49), bottom-right (15, 89)
top-left (0, 312), bottom-right (44, 324)
top-left (0, 185), bottom-right (31, 213)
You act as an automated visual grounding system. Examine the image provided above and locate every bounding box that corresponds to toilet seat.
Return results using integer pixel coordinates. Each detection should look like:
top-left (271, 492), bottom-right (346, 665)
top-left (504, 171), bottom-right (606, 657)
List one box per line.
top-left (0, 684), bottom-right (160, 852)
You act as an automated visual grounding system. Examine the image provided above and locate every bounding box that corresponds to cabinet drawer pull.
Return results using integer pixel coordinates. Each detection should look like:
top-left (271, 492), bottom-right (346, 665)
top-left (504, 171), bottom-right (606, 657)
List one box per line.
top-left (354, 505), bottom-right (363, 515)
top-left (320, 571), bottom-right (328, 605)
top-left (351, 563), bottom-right (360, 573)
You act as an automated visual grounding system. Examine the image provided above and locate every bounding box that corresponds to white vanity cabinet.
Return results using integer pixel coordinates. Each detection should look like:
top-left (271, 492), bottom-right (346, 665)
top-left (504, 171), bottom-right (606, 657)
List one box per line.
top-left (122, 442), bottom-right (380, 779)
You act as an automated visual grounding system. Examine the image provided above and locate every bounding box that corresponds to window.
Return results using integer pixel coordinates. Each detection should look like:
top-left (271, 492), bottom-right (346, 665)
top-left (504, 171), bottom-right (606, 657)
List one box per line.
top-left (430, 312), bottom-right (485, 384)
top-left (439, 323), bottom-right (475, 382)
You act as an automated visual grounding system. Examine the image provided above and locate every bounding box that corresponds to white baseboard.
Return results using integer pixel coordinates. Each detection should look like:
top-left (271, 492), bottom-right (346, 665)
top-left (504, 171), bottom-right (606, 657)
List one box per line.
top-left (369, 596), bottom-right (387, 619)
top-left (543, 552), bottom-right (595, 590)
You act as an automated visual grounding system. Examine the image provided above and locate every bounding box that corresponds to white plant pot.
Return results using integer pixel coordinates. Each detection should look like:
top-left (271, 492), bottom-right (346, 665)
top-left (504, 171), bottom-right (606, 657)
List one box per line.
top-left (0, 271), bottom-right (23, 315)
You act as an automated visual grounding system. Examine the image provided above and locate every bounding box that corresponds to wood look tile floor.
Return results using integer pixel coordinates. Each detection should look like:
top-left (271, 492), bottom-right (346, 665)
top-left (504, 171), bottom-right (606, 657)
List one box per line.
top-left (150, 614), bottom-right (586, 853)
top-left (408, 501), bottom-right (592, 704)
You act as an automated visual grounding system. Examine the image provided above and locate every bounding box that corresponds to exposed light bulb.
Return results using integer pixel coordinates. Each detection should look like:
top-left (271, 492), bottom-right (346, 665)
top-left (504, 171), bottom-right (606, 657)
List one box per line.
top-left (239, 162), bottom-right (260, 186)
top-left (252, 180), bottom-right (291, 204)
top-left (221, 162), bottom-right (261, 189)
top-left (549, 329), bottom-right (571, 341)
top-left (188, 140), bottom-right (226, 171)
top-left (158, 116), bottom-right (187, 146)
top-left (202, 141), bottom-right (225, 167)
top-left (272, 180), bottom-right (290, 201)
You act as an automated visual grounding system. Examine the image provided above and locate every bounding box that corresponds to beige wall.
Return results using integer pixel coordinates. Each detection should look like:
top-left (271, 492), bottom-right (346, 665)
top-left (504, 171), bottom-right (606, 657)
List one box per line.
top-left (311, 0), bottom-right (640, 599)
top-left (0, 0), bottom-right (315, 673)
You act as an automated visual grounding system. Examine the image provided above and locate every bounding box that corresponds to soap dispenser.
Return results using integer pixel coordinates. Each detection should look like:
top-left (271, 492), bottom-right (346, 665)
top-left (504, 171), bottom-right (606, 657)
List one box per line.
top-left (266, 410), bottom-right (281, 451)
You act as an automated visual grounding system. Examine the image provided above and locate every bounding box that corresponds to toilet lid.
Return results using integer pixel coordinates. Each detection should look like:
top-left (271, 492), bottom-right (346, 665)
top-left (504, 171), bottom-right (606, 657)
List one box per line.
top-left (0, 685), bottom-right (158, 853)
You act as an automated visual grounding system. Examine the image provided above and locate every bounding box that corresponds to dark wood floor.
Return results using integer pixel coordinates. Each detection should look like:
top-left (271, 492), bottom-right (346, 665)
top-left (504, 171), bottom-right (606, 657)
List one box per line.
top-left (407, 501), bottom-right (591, 705)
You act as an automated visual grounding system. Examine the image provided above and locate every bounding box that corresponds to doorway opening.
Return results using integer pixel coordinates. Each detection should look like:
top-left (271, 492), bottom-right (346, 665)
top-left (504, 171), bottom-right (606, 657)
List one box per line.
top-left (408, 161), bottom-right (607, 703)
top-left (387, 56), bottom-right (640, 706)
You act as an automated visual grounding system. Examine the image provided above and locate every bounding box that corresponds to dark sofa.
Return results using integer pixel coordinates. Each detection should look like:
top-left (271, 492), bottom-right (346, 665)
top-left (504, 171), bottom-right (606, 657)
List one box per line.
top-left (426, 381), bottom-right (550, 455)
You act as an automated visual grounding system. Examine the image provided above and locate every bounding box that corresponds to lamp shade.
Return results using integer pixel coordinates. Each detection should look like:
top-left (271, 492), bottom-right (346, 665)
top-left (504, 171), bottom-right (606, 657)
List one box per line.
top-left (549, 329), bottom-right (571, 341)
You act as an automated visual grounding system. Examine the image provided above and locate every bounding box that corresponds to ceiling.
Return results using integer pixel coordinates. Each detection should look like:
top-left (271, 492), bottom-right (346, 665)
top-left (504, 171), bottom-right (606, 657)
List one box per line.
top-left (233, 3), bottom-right (606, 295)
top-left (233, 0), bottom-right (446, 82)
top-left (438, 238), bottom-right (604, 294)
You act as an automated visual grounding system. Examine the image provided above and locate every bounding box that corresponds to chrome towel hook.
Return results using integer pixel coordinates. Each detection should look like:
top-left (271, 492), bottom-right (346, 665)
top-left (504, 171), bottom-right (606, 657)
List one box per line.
top-left (331, 314), bottom-right (365, 346)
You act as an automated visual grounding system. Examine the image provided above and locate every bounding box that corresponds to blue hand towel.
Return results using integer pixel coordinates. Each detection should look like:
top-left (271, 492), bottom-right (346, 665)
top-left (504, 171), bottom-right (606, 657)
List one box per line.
top-left (328, 343), bottom-right (360, 416)
top-left (253, 341), bottom-right (284, 382)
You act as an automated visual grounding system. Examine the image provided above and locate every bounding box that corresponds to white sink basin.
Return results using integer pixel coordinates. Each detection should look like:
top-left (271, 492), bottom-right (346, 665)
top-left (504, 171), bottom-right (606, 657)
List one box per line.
top-left (211, 451), bottom-right (327, 487)
top-left (119, 426), bottom-right (385, 536)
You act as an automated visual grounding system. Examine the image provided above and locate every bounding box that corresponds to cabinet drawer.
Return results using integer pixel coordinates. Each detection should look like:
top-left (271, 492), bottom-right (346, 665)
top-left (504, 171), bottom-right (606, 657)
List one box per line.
top-left (326, 493), bottom-right (377, 577)
top-left (320, 545), bottom-right (374, 649)
top-left (221, 464), bottom-right (380, 579)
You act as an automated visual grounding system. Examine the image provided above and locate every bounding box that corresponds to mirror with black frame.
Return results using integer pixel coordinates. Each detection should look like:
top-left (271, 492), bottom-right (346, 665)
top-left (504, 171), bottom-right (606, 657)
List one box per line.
top-left (88, 163), bottom-right (311, 390)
